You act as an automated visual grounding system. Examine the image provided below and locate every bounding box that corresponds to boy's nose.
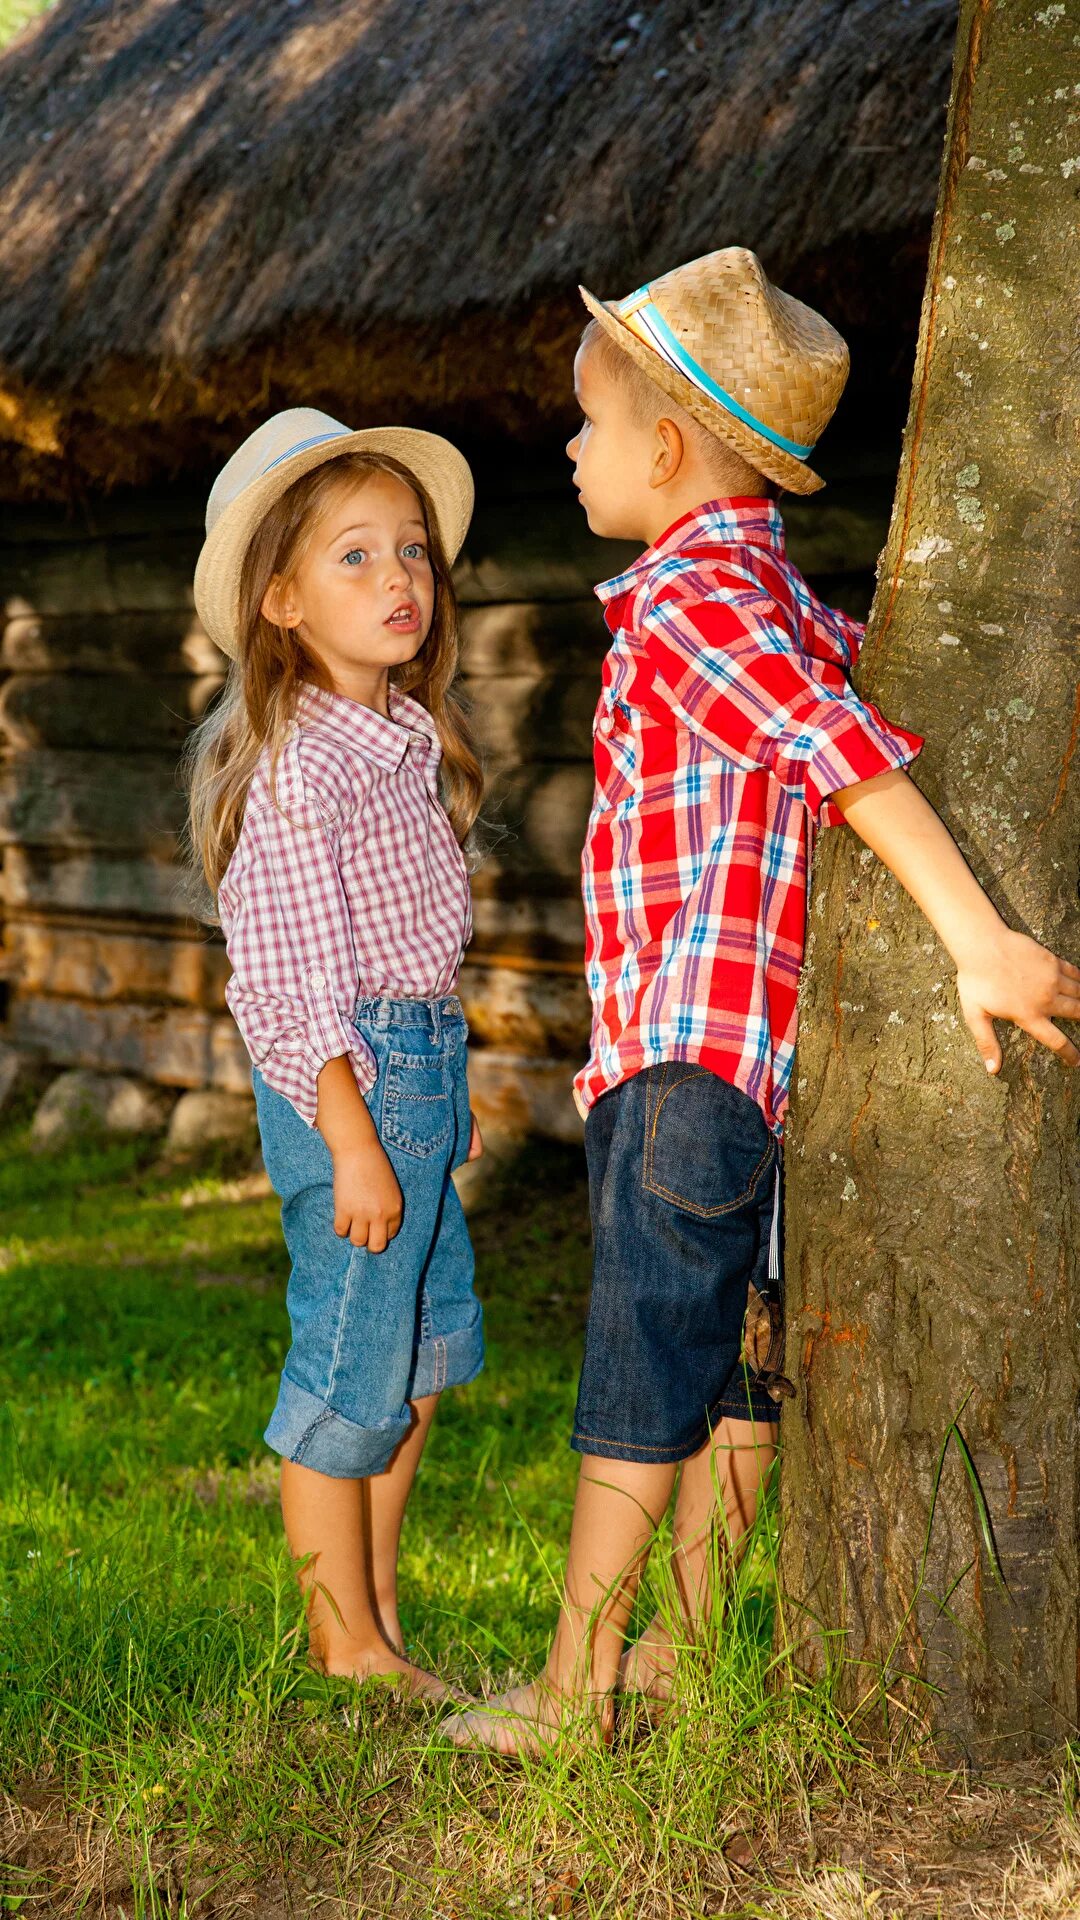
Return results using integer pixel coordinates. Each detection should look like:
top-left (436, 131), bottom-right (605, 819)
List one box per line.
top-left (566, 434), bottom-right (579, 459)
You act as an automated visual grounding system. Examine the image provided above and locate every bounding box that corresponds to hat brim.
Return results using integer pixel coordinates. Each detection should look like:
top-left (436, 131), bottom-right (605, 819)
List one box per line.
top-left (194, 426), bottom-right (475, 659)
top-left (578, 286), bottom-right (826, 496)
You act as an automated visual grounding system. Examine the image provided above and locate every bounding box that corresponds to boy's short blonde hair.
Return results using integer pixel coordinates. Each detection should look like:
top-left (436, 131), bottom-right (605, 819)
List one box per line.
top-left (580, 317), bottom-right (780, 501)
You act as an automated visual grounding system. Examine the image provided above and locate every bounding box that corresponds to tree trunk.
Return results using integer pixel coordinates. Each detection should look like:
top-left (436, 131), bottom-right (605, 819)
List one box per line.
top-left (780, 0), bottom-right (1080, 1762)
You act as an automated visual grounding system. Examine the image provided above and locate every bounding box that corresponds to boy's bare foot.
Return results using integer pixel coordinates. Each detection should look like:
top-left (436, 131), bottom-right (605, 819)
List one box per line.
top-left (618, 1627), bottom-right (678, 1704)
top-left (315, 1644), bottom-right (457, 1702)
top-left (442, 1679), bottom-right (614, 1758)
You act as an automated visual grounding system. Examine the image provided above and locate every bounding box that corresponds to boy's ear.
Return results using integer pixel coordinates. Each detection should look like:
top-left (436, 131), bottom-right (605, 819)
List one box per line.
top-left (650, 416), bottom-right (685, 489)
top-left (261, 575), bottom-right (300, 628)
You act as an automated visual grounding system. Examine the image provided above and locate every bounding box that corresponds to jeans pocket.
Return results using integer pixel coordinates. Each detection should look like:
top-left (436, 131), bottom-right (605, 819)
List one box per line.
top-left (641, 1063), bottom-right (774, 1218)
top-left (381, 1050), bottom-right (452, 1158)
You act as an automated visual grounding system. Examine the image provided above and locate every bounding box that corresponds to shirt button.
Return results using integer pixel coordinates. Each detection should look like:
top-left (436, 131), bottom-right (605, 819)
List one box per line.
top-left (309, 969), bottom-right (326, 989)
top-left (599, 715), bottom-right (614, 735)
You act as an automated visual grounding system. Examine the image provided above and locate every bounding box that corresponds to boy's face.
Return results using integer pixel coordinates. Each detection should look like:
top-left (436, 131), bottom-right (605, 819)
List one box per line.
top-left (566, 341), bottom-right (657, 542)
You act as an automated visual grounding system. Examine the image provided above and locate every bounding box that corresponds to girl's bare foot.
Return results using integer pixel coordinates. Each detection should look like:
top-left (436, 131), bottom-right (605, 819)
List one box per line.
top-left (442, 1679), bottom-right (614, 1758)
top-left (315, 1642), bottom-right (457, 1702)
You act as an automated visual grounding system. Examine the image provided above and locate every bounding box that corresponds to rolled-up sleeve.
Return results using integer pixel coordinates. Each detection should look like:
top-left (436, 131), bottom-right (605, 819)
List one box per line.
top-left (223, 791), bottom-right (376, 1128)
top-left (640, 591), bottom-right (924, 827)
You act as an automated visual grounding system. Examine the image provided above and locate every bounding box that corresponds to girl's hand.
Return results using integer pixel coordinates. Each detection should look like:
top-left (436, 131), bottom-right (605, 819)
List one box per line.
top-left (955, 927), bottom-right (1080, 1074)
top-left (332, 1141), bottom-right (404, 1252)
top-left (466, 1110), bottom-right (484, 1161)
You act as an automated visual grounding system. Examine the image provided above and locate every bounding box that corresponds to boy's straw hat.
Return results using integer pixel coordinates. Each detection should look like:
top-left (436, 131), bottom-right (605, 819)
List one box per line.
top-left (579, 247), bottom-right (849, 495)
top-left (194, 408), bottom-right (475, 659)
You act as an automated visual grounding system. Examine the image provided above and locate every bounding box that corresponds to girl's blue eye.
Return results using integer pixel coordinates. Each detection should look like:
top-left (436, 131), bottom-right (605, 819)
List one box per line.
top-left (402, 542), bottom-right (426, 559)
top-left (342, 548), bottom-right (366, 566)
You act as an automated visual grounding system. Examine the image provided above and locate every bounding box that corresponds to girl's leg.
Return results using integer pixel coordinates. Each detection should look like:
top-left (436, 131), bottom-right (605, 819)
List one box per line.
top-left (620, 1413), bottom-right (778, 1695)
top-left (363, 1391), bottom-right (440, 1653)
top-left (279, 1454), bottom-right (450, 1699)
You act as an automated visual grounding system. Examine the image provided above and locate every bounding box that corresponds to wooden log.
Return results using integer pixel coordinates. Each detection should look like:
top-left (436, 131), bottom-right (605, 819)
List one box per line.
top-left (2, 846), bottom-right (587, 954)
top-left (465, 1050), bottom-right (583, 1144)
top-left (0, 666), bottom-right (597, 759)
top-left (3, 921), bottom-right (231, 1009)
top-left (459, 959), bottom-right (590, 1055)
top-left (0, 497), bottom-right (206, 544)
top-left (6, 994), bottom-right (251, 1092)
top-left (3, 532), bottom-right (200, 618)
top-left (0, 673), bottom-right (224, 752)
top-left (0, 751), bottom-right (594, 870)
top-left (6, 990), bottom-right (584, 1142)
top-left (458, 599), bottom-right (605, 677)
top-left (461, 671), bottom-right (599, 763)
top-left (0, 750), bottom-right (187, 851)
top-left (475, 763), bottom-right (596, 878)
top-left (1, 612), bottom-right (225, 676)
top-left (3, 846), bottom-right (197, 919)
top-left (1, 921), bottom-right (588, 1039)
top-left (6, 962), bottom-right (589, 1084)
top-left (2, 487), bottom-right (888, 622)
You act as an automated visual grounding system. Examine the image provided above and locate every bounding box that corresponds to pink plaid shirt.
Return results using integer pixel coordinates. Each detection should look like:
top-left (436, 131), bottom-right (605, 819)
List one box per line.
top-left (573, 499), bottom-right (925, 1136)
top-left (218, 682), bottom-right (472, 1126)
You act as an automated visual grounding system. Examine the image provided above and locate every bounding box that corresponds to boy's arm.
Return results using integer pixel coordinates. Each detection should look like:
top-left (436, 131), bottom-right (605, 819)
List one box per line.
top-left (830, 767), bottom-right (1080, 1071)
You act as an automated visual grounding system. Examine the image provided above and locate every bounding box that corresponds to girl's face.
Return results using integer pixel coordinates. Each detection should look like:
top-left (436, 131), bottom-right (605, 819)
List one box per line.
top-left (263, 469), bottom-right (435, 701)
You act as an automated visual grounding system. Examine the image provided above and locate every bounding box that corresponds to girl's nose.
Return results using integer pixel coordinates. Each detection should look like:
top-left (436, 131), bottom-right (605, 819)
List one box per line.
top-left (566, 434), bottom-right (579, 459)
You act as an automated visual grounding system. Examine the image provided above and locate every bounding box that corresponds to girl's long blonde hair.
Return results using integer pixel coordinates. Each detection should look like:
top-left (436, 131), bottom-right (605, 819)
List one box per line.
top-left (181, 452), bottom-right (484, 919)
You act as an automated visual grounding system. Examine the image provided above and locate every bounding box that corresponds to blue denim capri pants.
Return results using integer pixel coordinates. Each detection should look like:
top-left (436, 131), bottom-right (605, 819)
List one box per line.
top-left (253, 993), bottom-right (484, 1479)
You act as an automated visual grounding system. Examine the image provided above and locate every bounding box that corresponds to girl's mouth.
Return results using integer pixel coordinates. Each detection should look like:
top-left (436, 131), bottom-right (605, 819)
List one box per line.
top-left (385, 603), bottom-right (420, 632)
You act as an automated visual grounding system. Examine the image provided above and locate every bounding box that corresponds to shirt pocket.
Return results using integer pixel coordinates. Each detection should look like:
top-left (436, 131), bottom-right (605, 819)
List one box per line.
top-left (591, 689), bottom-right (640, 815)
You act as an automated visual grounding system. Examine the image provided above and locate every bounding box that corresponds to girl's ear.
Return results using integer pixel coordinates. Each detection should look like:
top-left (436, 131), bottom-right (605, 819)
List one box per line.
top-left (261, 575), bottom-right (300, 628)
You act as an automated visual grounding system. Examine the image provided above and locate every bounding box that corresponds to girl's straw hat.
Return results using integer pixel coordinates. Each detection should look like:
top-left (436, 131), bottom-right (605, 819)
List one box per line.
top-left (194, 408), bottom-right (475, 659)
top-left (579, 247), bottom-right (849, 495)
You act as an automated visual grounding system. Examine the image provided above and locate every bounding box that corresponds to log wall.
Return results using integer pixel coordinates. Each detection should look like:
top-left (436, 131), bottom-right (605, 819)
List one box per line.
top-left (0, 468), bottom-right (889, 1138)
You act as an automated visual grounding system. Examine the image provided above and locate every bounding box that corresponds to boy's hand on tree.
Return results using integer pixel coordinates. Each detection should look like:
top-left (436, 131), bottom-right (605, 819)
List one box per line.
top-left (467, 1110), bottom-right (484, 1160)
top-left (331, 1141), bottom-right (404, 1252)
top-left (955, 928), bottom-right (1080, 1073)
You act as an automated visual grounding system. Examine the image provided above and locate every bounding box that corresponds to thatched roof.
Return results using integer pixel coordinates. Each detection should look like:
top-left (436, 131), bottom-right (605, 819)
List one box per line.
top-left (0, 0), bottom-right (957, 494)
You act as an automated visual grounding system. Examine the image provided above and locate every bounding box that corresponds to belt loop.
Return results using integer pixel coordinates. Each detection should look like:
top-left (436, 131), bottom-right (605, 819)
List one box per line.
top-left (767, 1160), bottom-right (782, 1283)
top-left (374, 999), bottom-right (391, 1031)
top-left (431, 997), bottom-right (442, 1046)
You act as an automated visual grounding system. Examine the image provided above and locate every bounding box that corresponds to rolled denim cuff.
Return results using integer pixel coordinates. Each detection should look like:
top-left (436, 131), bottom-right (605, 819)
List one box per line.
top-left (410, 1312), bottom-right (485, 1398)
top-left (264, 1372), bottom-right (410, 1478)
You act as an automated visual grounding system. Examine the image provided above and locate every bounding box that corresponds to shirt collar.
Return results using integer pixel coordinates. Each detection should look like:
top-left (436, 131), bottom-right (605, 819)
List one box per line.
top-left (294, 681), bottom-right (437, 772)
top-left (594, 497), bottom-right (785, 604)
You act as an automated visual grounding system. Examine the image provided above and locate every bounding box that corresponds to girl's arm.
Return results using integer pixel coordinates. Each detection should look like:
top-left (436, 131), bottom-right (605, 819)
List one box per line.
top-left (315, 1056), bottom-right (403, 1253)
top-left (830, 767), bottom-right (1080, 1071)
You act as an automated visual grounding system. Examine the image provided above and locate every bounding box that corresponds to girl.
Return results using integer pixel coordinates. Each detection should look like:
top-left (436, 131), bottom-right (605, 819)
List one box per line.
top-left (184, 407), bottom-right (485, 1699)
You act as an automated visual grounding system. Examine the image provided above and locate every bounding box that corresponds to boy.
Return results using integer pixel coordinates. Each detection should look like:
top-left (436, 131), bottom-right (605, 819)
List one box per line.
top-left (446, 247), bottom-right (1080, 1754)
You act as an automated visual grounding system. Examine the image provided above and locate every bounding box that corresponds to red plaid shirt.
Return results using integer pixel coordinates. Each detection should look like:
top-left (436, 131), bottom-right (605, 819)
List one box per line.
top-left (573, 500), bottom-right (925, 1137)
top-left (218, 682), bottom-right (472, 1126)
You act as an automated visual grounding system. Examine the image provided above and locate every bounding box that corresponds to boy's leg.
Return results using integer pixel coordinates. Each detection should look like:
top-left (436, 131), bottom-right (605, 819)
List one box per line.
top-left (621, 1413), bottom-right (778, 1696)
top-left (448, 1066), bottom-right (775, 1754)
top-left (445, 1452), bottom-right (677, 1753)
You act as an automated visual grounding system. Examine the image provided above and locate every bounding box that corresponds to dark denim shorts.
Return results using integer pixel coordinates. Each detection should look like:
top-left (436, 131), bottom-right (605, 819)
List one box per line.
top-left (572, 1062), bottom-right (786, 1464)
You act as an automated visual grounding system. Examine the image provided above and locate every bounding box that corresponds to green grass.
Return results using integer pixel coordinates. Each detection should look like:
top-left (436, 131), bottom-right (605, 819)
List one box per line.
top-left (5, 1105), bottom-right (1050, 1919)
top-left (0, 0), bottom-right (52, 47)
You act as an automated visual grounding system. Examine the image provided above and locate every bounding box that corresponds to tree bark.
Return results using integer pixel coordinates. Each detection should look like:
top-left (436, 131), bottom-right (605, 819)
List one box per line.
top-left (780, 0), bottom-right (1080, 1762)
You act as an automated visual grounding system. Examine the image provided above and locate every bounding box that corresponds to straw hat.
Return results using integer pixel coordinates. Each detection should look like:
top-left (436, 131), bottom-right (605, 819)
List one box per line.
top-left (194, 407), bottom-right (475, 658)
top-left (579, 247), bottom-right (849, 495)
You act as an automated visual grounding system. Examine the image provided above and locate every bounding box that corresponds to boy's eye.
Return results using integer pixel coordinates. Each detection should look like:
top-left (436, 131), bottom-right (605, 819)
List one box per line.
top-left (342, 547), bottom-right (366, 566)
